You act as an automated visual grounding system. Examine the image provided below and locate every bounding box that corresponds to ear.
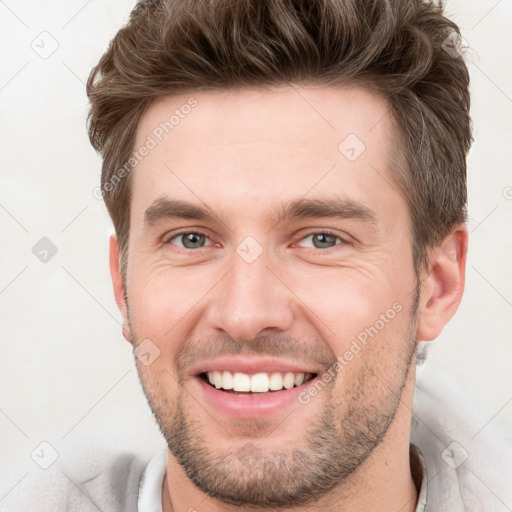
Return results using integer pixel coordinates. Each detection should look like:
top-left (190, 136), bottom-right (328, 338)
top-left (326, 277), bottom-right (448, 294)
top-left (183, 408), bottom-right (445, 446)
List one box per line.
top-left (109, 234), bottom-right (132, 343)
top-left (416, 225), bottom-right (468, 342)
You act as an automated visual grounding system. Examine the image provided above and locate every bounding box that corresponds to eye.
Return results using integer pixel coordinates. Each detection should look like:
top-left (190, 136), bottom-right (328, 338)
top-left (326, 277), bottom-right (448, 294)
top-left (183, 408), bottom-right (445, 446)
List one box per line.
top-left (298, 231), bottom-right (345, 249)
top-left (166, 231), bottom-right (212, 249)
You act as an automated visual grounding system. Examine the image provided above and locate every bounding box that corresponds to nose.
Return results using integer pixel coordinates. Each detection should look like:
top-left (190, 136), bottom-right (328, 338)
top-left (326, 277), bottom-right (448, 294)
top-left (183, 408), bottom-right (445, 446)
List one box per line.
top-left (204, 250), bottom-right (295, 342)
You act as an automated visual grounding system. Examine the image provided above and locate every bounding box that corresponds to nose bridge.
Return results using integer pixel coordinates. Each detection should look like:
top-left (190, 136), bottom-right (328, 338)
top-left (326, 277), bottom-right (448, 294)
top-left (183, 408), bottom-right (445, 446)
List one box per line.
top-left (206, 247), bottom-right (294, 342)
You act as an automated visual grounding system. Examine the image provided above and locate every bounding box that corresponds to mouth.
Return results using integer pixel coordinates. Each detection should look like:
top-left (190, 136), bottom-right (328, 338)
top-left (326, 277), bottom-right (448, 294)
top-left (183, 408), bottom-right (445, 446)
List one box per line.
top-left (190, 357), bottom-right (322, 418)
top-left (200, 370), bottom-right (318, 395)
top-left (191, 360), bottom-right (321, 419)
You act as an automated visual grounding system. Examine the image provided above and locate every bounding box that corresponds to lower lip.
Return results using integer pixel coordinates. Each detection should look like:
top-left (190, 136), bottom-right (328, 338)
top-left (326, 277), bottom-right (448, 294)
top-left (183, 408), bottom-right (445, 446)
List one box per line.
top-left (193, 375), bottom-right (318, 419)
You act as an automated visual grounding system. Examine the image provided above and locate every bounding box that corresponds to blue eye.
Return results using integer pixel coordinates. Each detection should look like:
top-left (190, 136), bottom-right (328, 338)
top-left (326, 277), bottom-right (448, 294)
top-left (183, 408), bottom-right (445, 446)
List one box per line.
top-left (164, 230), bottom-right (345, 251)
top-left (167, 232), bottom-right (211, 249)
top-left (299, 232), bottom-right (343, 249)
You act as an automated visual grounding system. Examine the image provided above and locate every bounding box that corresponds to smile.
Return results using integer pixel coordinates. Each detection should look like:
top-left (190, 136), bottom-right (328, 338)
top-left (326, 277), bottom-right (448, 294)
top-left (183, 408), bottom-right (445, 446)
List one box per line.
top-left (203, 370), bottom-right (317, 393)
top-left (190, 357), bottom-right (322, 418)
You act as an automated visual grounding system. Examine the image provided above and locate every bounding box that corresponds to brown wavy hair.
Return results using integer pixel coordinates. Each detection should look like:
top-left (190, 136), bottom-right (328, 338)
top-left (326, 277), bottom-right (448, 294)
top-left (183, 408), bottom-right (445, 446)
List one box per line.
top-left (87, 0), bottom-right (472, 278)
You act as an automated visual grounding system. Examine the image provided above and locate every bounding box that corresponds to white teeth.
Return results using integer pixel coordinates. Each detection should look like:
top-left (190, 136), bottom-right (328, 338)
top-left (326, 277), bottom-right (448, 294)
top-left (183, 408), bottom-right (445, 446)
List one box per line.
top-left (222, 370), bottom-right (233, 390)
top-left (283, 372), bottom-right (295, 389)
top-left (269, 372), bottom-right (283, 391)
top-left (213, 370), bottom-right (223, 389)
top-left (206, 370), bottom-right (310, 393)
top-left (251, 373), bottom-right (270, 393)
top-left (233, 372), bottom-right (251, 392)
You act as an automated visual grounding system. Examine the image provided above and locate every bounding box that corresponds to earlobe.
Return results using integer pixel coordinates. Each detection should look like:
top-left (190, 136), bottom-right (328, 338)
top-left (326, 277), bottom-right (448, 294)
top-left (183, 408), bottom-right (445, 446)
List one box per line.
top-left (416, 226), bottom-right (468, 342)
top-left (109, 234), bottom-right (132, 343)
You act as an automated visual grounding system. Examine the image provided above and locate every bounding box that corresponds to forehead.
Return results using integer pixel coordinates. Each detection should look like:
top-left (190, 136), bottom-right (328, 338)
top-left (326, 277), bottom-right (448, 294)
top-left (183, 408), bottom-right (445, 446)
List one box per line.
top-left (130, 85), bottom-right (403, 227)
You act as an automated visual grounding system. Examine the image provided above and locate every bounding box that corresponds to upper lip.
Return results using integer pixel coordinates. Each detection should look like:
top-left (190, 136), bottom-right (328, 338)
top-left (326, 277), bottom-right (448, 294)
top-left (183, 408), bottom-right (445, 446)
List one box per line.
top-left (190, 357), bottom-right (320, 377)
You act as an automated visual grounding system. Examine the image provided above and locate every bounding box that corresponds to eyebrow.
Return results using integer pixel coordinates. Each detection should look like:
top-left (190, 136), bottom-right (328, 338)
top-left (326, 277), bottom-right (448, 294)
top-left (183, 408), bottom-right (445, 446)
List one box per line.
top-left (144, 196), bottom-right (378, 228)
top-left (274, 197), bottom-right (378, 226)
top-left (144, 198), bottom-right (217, 226)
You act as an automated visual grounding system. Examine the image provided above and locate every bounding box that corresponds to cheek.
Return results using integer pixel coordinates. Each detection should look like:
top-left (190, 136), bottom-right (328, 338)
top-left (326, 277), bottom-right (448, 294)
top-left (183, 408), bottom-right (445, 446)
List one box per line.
top-left (136, 360), bottom-right (181, 422)
top-left (127, 262), bottom-right (211, 333)
top-left (281, 261), bottom-right (402, 346)
top-left (329, 305), bottom-right (413, 413)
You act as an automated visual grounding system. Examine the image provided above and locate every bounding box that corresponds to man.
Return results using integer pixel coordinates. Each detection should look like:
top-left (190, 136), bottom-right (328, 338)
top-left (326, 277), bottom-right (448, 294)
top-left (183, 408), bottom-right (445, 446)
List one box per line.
top-left (88, 0), bottom-right (512, 510)
top-left (4, 0), bottom-right (511, 511)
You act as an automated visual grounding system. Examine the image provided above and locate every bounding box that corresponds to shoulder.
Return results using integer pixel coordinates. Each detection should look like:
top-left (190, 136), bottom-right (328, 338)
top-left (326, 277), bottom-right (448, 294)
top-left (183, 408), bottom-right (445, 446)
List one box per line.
top-left (1, 446), bottom-right (152, 512)
top-left (411, 363), bottom-right (512, 511)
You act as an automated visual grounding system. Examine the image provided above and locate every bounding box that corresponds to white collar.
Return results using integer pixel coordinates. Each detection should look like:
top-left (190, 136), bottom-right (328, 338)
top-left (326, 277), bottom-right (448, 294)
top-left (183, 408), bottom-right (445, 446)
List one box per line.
top-left (137, 449), bottom-right (167, 512)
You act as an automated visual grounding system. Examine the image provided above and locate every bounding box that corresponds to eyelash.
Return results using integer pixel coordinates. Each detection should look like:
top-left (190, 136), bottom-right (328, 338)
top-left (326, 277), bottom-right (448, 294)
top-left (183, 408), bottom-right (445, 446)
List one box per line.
top-left (295, 229), bottom-right (347, 250)
top-left (164, 229), bottom-right (348, 251)
top-left (164, 230), bottom-right (215, 248)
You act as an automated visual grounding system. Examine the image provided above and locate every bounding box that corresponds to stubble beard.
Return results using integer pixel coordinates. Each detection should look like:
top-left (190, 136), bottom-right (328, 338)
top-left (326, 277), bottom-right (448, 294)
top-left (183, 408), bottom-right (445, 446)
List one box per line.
top-left (131, 285), bottom-right (420, 508)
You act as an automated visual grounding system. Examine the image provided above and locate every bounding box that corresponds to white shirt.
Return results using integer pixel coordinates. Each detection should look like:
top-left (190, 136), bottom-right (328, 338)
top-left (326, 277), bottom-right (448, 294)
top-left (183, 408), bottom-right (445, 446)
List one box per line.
top-left (137, 449), bottom-right (167, 512)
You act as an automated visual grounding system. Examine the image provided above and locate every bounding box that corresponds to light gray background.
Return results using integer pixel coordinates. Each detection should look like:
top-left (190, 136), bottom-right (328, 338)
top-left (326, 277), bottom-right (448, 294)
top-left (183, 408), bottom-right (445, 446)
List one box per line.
top-left (1, 0), bottom-right (511, 496)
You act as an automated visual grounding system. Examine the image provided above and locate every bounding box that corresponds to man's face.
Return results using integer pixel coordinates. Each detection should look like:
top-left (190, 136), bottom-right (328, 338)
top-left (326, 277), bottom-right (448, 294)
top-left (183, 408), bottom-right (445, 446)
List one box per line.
top-left (122, 86), bottom-right (421, 507)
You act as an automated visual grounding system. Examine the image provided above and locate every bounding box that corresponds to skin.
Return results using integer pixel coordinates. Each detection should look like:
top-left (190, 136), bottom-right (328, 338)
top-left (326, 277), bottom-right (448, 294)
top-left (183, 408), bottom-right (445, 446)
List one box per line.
top-left (109, 85), bottom-right (468, 511)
